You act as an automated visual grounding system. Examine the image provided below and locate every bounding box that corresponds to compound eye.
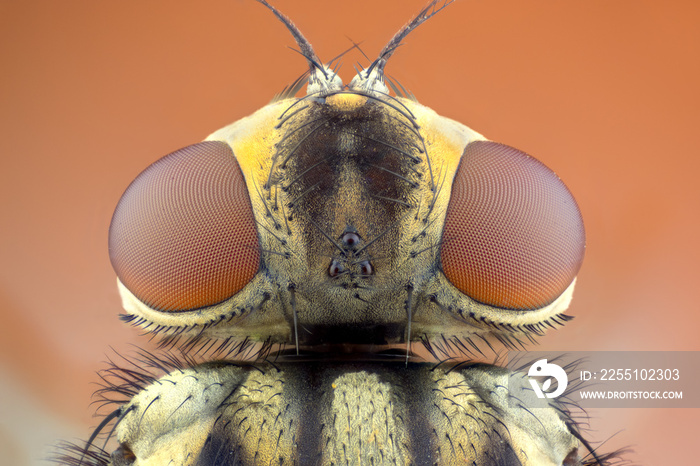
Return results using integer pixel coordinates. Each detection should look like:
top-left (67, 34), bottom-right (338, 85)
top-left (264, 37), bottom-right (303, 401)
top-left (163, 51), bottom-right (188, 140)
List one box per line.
top-left (108, 141), bottom-right (260, 312)
top-left (440, 141), bottom-right (585, 310)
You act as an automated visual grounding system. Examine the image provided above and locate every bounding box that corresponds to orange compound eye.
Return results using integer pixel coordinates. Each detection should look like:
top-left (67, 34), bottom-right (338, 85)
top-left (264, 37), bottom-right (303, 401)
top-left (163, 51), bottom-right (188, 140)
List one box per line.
top-left (440, 141), bottom-right (585, 310)
top-left (108, 141), bottom-right (260, 312)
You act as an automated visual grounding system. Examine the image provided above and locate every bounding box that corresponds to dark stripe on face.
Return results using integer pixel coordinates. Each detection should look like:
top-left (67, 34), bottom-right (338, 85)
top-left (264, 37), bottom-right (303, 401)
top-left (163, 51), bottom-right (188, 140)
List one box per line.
top-left (273, 96), bottom-right (424, 285)
top-left (277, 97), bottom-right (423, 229)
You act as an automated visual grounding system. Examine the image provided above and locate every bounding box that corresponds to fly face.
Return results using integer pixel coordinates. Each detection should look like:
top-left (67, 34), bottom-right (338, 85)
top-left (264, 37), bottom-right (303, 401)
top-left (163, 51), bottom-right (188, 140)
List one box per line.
top-left (108, 0), bottom-right (584, 353)
top-left (51, 2), bottom-right (628, 465)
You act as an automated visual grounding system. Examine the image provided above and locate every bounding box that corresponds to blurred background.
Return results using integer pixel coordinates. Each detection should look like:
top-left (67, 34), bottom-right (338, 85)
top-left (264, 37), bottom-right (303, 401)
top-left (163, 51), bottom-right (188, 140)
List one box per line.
top-left (1, 0), bottom-right (698, 464)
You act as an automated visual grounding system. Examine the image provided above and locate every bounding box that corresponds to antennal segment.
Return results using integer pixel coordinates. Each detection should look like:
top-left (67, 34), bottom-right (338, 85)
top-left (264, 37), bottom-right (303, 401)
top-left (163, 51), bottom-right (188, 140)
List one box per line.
top-left (255, 0), bottom-right (343, 96)
top-left (349, 0), bottom-right (455, 95)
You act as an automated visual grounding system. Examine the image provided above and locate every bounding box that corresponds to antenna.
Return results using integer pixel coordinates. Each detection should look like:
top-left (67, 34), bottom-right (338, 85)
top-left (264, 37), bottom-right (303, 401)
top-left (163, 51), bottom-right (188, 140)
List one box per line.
top-left (349, 0), bottom-right (456, 94)
top-left (255, 0), bottom-right (343, 95)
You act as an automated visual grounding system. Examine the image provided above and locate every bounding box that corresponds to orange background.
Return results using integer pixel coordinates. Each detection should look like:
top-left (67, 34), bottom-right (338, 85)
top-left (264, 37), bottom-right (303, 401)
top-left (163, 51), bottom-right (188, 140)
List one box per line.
top-left (1, 0), bottom-right (698, 464)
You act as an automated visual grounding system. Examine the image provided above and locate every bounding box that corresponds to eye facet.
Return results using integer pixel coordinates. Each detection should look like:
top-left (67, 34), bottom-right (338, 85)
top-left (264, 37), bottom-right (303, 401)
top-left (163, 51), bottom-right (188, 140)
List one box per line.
top-left (108, 141), bottom-right (260, 312)
top-left (440, 141), bottom-right (585, 310)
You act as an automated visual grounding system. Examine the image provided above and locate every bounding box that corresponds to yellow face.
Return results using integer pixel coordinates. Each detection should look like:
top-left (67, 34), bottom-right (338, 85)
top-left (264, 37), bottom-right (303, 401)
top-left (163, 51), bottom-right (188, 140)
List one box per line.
top-left (53, 2), bottom-right (620, 465)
